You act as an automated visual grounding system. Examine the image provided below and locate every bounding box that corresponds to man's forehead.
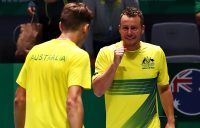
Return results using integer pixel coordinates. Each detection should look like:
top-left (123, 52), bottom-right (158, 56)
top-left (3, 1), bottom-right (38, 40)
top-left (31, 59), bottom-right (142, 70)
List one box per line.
top-left (120, 16), bottom-right (140, 23)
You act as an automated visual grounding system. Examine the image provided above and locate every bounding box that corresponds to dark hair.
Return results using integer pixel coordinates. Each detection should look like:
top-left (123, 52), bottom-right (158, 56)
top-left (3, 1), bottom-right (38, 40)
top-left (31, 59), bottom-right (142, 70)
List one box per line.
top-left (60, 2), bottom-right (93, 31)
top-left (120, 7), bottom-right (144, 26)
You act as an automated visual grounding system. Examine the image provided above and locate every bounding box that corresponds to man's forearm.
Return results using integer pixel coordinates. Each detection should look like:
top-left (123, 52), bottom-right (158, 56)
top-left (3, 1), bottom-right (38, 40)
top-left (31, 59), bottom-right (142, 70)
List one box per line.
top-left (14, 86), bottom-right (26, 128)
top-left (93, 47), bottom-right (125, 97)
top-left (92, 63), bottom-right (118, 97)
top-left (67, 96), bottom-right (84, 128)
top-left (14, 98), bottom-right (26, 128)
top-left (158, 85), bottom-right (175, 126)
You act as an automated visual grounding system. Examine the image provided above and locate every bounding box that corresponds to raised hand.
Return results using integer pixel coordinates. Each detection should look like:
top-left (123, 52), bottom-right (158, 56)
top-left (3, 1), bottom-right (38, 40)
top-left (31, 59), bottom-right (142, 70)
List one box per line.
top-left (27, 6), bottom-right (36, 16)
top-left (113, 47), bottom-right (126, 66)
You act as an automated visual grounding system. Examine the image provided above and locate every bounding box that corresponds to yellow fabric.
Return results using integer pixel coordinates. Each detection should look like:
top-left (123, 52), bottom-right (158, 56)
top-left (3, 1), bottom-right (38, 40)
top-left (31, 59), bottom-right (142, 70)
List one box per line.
top-left (93, 41), bottom-right (169, 128)
top-left (17, 39), bottom-right (91, 128)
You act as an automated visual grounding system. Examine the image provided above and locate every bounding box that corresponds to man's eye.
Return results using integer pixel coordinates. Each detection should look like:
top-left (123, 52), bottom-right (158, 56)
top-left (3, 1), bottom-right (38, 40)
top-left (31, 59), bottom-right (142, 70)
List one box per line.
top-left (123, 27), bottom-right (129, 30)
top-left (132, 27), bottom-right (137, 30)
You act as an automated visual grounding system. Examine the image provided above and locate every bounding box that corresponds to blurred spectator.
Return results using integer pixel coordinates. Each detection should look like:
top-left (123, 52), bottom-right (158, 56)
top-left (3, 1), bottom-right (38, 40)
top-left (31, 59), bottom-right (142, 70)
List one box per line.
top-left (195, 0), bottom-right (200, 25)
top-left (27, 0), bottom-right (80, 42)
top-left (82, 0), bottom-right (139, 57)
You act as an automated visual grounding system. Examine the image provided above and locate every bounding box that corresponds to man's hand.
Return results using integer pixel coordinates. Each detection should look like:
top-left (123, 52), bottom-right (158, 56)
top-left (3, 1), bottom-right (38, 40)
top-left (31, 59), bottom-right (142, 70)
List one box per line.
top-left (165, 121), bottom-right (175, 128)
top-left (27, 6), bottom-right (36, 16)
top-left (196, 12), bottom-right (200, 25)
top-left (113, 47), bottom-right (126, 65)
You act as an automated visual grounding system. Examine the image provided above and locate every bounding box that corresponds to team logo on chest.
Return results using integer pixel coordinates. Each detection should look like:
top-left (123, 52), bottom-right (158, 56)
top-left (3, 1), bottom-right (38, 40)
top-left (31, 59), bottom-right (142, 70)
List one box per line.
top-left (141, 56), bottom-right (155, 69)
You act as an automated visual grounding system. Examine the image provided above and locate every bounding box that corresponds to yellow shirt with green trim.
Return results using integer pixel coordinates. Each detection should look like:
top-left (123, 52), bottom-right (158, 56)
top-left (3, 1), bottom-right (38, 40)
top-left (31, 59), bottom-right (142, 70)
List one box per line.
top-left (93, 41), bottom-right (169, 128)
top-left (16, 39), bottom-right (91, 128)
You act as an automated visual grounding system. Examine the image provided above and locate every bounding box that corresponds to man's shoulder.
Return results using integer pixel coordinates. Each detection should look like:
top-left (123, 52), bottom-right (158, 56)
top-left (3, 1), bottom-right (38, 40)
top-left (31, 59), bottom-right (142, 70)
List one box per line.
top-left (30, 40), bottom-right (51, 51)
top-left (141, 41), bottom-right (162, 50)
top-left (141, 42), bottom-right (166, 57)
top-left (70, 47), bottom-right (90, 59)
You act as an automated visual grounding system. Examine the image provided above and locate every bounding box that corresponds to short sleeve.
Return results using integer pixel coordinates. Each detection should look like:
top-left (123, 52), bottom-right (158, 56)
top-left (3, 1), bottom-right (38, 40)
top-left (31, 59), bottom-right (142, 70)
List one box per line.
top-left (68, 51), bottom-right (91, 89)
top-left (16, 48), bottom-right (33, 88)
top-left (157, 47), bottom-right (169, 86)
top-left (92, 47), bottom-right (112, 80)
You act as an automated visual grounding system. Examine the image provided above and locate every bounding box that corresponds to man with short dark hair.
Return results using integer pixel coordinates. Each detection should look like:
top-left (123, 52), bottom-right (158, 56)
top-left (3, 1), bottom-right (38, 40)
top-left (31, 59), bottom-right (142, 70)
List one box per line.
top-left (14, 3), bottom-right (93, 128)
top-left (92, 7), bottom-right (175, 128)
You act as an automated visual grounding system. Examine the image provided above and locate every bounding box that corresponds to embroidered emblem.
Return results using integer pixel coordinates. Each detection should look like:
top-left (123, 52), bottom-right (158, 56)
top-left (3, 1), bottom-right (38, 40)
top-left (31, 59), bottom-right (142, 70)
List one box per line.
top-left (142, 56), bottom-right (155, 69)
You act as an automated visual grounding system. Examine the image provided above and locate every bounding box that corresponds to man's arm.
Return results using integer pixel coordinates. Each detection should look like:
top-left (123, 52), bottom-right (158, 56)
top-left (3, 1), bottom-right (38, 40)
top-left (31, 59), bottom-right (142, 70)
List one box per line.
top-left (67, 85), bottom-right (84, 128)
top-left (14, 86), bottom-right (26, 128)
top-left (92, 47), bottom-right (125, 97)
top-left (158, 85), bottom-right (175, 128)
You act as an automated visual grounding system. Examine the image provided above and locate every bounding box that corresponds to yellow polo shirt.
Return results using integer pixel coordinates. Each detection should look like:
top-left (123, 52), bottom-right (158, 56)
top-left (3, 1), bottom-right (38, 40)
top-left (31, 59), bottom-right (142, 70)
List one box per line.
top-left (93, 41), bottom-right (169, 128)
top-left (17, 39), bottom-right (91, 128)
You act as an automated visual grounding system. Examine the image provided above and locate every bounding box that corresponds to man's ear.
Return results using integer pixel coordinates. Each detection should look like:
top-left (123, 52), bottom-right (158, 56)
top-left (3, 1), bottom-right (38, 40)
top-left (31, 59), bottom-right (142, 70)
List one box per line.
top-left (59, 21), bottom-right (62, 32)
top-left (118, 24), bottom-right (121, 34)
top-left (83, 23), bottom-right (89, 33)
top-left (141, 25), bottom-right (145, 34)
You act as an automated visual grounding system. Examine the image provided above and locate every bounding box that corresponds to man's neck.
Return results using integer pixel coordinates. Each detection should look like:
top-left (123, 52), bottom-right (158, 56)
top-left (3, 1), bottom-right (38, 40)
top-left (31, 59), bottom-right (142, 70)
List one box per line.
top-left (58, 32), bottom-right (81, 45)
top-left (123, 41), bottom-right (141, 51)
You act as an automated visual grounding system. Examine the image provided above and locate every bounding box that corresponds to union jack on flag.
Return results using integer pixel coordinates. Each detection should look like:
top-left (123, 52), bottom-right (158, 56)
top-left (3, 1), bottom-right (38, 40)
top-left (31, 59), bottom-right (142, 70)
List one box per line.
top-left (171, 69), bottom-right (192, 93)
